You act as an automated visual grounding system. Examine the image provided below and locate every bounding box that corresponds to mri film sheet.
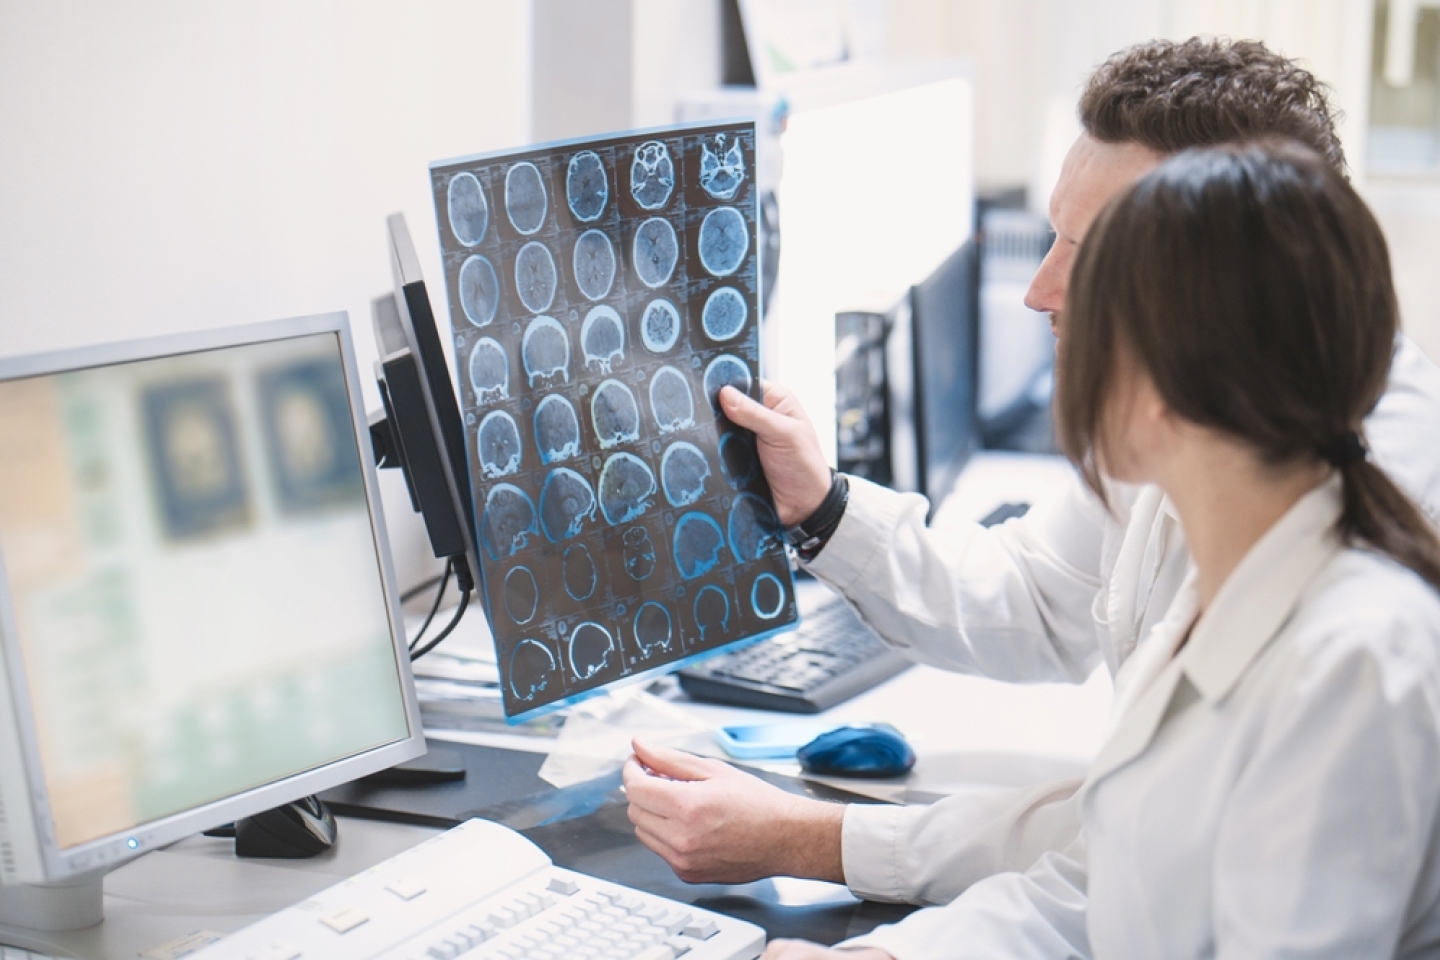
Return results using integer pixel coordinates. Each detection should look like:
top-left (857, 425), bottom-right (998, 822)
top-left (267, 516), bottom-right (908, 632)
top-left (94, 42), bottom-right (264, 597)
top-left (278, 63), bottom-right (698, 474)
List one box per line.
top-left (432, 122), bottom-right (796, 719)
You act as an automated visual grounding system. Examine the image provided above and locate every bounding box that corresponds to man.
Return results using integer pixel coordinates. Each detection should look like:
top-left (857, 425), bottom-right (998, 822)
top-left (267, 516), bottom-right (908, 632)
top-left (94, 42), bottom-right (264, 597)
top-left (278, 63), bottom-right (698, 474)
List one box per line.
top-left (623, 36), bottom-right (1440, 913)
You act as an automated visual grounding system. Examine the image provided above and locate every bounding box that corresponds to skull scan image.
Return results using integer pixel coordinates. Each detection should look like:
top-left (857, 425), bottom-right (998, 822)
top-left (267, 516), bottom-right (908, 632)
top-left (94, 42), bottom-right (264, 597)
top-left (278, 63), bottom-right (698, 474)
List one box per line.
top-left (515, 241), bottom-right (558, 314)
top-left (632, 217), bottom-right (679, 288)
top-left (533, 394), bottom-right (581, 464)
top-left (673, 511), bottom-right (725, 580)
top-left (459, 255), bottom-right (501, 327)
top-left (598, 452), bottom-right (658, 525)
top-left (718, 429), bottom-right (758, 489)
top-left (728, 492), bottom-right (783, 563)
top-left (589, 379), bottom-right (641, 449)
top-left (751, 572), bottom-right (786, 620)
top-left (539, 467), bottom-right (597, 542)
top-left (699, 133), bottom-right (746, 201)
top-left (697, 207), bottom-right (749, 277)
top-left (469, 337), bottom-right (510, 404)
top-left (477, 410), bottom-right (523, 479)
top-left (503, 565), bottom-right (539, 624)
top-left (447, 171), bottom-right (489, 247)
top-left (632, 602), bottom-right (673, 657)
top-left (480, 483), bottom-right (538, 561)
top-left (505, 161), bottom-right (548, 235)
top-left (622, 525), bottom-right (657, 580)
top-left (703, 355), bottom-right (753, 415)
top-left (649, 366), bottom-right (695, 434)
top-left (640, 298), bottom-right (682, 354)
top-left (660, 441), bottom-right (711, 508)
top-left (566, 150), bottom-right (608, 223)
top-left (701, 286), bottom-right (748, 342)
top-left (521, 316), bottom-right (571, 388)
top-left (693, 585), bottom-right (731, 641)
top-left (573, 229), bottom-right (617, 301)
top-left (630, 140), bottom-right (675, 211)
top-left (509, 638), bottom-right (557, 703)
top-left (580, 305), bottom-right (626, 374)
top-left (567, 621), bottom-right (616, 681)
top-left (563, 542), bottom-right (598, 601)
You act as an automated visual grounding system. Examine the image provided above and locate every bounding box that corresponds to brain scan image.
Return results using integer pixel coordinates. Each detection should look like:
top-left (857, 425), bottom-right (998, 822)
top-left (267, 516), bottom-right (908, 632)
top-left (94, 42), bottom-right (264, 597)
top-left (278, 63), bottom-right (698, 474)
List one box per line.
top-left (459, 255), bottom-right (501, 327)
top-left (598, 452), bottom-right (657, 525)
top-left (693, 585), bottom-right (730, 641)
top-left (509, 638), bottom-right (556, 702)
top-left (580, 305), bottom-right (626, 374)
top-left (718, 429), bottom-right (758, 489)
top-left (630, 141), bottom-right (675, 210)
top-left (699, 133), bottom-right (746, 201)
top-left (701, 286), bottom-right (747, 342)
top-left (632, 602), bottom-right (673, 657)
top-left (468, 337), bottom-right (510, 404)
top-left (563, 542), bottom-right (598, 601)
top-left (590, 379), bottom-right (641, 448)
top-left (573, 229), bottom-right (617, 301)
top-left (505, 161), bottom-right (548, 235)
top-left (750, 571), bottom-right (785, 620)
top-left (640, 298), bottom-right (681, 354)
top-left (632, 217), bottom-right (679, 288)
top-left (503, 565), bottom-right (539, 624)
top-left (728, 492), bottom-right (783, 563)
top-left (477, 410), bottom-right (523, 478)
top-left (522, 316), bottom-right (570, 388)
top-left (515, 241), bottom-right (558, 314)
top-left (673, 511), bottom-right (725, 580)
top-left (660, 441), bottom-right (711, 508)
top-left (697, 207), bottom-right (749, 277)
top-left (539, 467), bottom-right (597, 542)
top-left (480, 483), bottom-right (537, 561)
top-left (649, 366), bottom-right (695, 434)
top-left (567, 621), bottom-right (616, 681)
top-left (447, 172), bottom-right (489, 246)
top-left (566, 150), bottom-right (608, 222)
top-left (622, 526), bottom-right (657, 580)
top-left (703, 355), bottom-right (753, 414)
top-left (534, 394), bottom-right (581, 464)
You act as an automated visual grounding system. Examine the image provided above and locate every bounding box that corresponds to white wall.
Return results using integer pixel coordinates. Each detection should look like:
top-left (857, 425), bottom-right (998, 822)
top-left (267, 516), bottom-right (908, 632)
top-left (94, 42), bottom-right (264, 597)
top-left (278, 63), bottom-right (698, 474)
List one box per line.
top-left (0, 1), bottom-right (531, 589)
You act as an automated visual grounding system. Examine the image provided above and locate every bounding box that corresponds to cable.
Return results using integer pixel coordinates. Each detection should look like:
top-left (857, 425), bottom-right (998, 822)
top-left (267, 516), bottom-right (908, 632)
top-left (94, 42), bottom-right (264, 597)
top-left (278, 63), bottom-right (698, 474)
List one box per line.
top-left (408, 559), bottom-right (452, 652)
top-left (400, 572), bottom-right (445, 604)
top-left (409, 588), bottom-right (470, 662)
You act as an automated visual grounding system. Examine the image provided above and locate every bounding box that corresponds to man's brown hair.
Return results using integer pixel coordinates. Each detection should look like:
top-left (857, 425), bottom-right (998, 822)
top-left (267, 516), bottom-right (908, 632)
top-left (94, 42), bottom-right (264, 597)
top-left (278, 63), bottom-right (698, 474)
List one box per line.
top-left (1080, 38), bottom-right (1346, 173)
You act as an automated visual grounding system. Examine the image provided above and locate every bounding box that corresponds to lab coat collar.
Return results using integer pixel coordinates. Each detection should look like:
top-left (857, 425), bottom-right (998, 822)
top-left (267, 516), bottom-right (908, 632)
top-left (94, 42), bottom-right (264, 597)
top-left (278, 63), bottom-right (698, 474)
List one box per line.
top-left (1086, 476), bottom-right (1343, 787)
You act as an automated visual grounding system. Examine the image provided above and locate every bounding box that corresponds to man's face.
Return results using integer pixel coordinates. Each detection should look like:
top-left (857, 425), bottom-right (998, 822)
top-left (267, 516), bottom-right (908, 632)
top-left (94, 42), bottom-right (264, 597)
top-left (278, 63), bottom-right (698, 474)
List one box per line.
top-left (1024, 134), bottom-right (1165, 336)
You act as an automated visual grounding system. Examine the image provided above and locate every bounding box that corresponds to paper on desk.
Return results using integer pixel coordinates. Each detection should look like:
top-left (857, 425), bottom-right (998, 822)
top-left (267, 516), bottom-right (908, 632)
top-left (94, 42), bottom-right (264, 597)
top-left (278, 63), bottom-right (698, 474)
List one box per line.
top-left (537, 685), bottom-right (712, 788)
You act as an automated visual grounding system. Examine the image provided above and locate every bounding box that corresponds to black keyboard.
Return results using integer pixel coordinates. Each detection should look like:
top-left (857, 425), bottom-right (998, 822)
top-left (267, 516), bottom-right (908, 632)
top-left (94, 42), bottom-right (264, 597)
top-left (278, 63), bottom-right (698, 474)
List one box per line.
top-left (676, 596), bottom-right (911, 713)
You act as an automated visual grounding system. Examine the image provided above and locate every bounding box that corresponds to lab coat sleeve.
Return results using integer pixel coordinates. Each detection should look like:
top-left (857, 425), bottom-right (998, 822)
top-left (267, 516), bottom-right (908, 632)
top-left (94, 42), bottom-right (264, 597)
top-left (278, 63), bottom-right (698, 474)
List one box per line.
top-left (841, 776), bottom-right (1084, 906)
top-left (838, 838), bottom-right (1093, 960)
top-left (1211, 625), bottom-right (1440, 958)
top-left (1369, 335), bottom-right (1440, 527)
top-left (804, 472), bottom-right (1107, 684)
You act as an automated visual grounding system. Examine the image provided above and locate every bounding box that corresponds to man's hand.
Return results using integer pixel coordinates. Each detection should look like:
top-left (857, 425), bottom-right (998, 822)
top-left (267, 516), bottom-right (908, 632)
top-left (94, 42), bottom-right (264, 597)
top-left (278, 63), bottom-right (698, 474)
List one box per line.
top-left (720, 381), bottom-right (832, 527)
top-left (762, 942), bottom-right (895, 960)
top-left (622, 739), bottom-right (845, 885)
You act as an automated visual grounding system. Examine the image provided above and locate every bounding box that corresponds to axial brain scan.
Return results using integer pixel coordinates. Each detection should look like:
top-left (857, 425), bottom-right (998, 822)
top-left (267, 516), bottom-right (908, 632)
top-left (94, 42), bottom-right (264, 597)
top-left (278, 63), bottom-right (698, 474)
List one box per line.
top-left (433, 121), bottom-right (793, 718)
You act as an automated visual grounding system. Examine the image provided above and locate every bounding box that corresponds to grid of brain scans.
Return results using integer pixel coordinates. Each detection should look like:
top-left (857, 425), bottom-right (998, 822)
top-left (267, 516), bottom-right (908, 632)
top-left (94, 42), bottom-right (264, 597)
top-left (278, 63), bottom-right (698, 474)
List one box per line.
top-left (431, 121), bottom-right (797, 719)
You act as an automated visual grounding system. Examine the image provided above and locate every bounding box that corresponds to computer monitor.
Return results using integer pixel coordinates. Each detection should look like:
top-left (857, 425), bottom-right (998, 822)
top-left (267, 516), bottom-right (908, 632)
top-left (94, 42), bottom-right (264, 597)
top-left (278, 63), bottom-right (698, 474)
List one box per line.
top-left (0, 313), bottom-right (424, 932)
top-left (910, 239), bottom-right (981, 504)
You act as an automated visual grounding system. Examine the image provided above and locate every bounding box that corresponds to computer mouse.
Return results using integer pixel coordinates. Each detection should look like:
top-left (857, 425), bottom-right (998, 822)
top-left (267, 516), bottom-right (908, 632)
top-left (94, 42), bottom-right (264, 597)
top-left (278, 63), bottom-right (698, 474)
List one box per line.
top-left (797, 724), bottom-right (915, 778)
top-left (233, 795), bottom-right (337, 858)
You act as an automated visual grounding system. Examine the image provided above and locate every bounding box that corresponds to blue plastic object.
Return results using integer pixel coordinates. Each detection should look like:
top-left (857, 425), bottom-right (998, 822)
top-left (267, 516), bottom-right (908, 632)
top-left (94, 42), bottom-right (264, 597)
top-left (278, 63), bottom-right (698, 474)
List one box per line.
top-left (796, 724), bottom-right (915, 778)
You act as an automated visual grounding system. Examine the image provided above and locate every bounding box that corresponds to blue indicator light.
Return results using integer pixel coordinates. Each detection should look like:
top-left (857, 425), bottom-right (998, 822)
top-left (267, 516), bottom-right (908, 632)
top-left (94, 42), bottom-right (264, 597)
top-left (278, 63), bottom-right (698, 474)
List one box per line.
top-left (126, 837), bottom-right (139, 850)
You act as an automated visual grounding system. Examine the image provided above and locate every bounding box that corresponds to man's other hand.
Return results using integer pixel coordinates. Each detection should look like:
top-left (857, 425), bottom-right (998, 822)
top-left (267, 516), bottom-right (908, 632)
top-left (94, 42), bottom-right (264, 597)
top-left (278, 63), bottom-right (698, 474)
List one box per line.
top-left (719, 381), bottom-right (832, 527)
top-left (622, 738), bottom-right (845, 885)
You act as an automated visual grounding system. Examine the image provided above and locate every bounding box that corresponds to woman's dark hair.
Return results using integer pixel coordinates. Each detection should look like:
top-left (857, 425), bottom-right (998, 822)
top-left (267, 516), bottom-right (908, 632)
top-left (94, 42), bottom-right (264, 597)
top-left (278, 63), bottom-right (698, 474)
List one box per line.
top-left (1058, 139), bottom-right (1440, 590)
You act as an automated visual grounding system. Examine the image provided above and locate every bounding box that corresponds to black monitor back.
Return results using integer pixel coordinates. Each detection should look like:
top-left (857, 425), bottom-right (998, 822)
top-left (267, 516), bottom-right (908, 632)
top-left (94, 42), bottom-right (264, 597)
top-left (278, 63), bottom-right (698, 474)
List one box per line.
top-left (909, 239), bottom-right (980, 506)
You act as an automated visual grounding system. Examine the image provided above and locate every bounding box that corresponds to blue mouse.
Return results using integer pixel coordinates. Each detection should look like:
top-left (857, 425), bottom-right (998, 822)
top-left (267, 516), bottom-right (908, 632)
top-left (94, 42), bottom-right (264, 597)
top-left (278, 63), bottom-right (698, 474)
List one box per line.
top-left (797, 724), bottom-right (915, 778)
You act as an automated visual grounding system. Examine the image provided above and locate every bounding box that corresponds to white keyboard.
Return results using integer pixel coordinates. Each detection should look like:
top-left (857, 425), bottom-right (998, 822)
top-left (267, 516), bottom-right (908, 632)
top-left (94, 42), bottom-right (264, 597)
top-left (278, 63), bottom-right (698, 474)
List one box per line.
top-left (192, 818), bottom-right (764, 960)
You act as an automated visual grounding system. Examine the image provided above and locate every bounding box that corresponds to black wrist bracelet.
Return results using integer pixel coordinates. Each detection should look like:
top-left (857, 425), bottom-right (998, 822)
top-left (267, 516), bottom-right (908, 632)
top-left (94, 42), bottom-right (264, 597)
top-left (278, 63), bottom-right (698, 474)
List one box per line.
top-left (784, 471), bottom-right (850, 560)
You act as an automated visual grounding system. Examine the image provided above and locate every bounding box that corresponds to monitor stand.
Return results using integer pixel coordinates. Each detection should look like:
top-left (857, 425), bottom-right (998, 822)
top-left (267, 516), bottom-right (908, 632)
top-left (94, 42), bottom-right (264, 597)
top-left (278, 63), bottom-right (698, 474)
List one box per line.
top-left (0, 870), bottom-right (103, 931)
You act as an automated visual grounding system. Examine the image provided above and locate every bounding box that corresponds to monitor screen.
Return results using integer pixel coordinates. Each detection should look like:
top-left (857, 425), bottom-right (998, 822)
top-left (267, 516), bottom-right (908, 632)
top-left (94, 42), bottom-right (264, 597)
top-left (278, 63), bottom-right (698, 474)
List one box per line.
top-left (0, 314), bottom-right (421, 883)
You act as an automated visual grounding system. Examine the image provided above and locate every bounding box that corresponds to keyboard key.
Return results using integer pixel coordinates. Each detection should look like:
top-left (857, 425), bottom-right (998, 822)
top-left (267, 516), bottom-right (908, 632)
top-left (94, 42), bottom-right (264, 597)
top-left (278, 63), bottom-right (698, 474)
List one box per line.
top-left (320, 905), bottom-right (369, 933)
top-left (548, 876), bottom-right (580, 895)
top-left (682, 917), bottom-right (719, 940)
top-left (386, 877), bottom-right (427, 901)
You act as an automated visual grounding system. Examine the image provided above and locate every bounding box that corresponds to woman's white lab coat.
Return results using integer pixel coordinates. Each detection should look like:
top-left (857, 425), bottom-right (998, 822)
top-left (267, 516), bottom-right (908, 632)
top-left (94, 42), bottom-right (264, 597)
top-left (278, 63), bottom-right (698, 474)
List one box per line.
top-left (841, 478), bottom-right (1440, 958)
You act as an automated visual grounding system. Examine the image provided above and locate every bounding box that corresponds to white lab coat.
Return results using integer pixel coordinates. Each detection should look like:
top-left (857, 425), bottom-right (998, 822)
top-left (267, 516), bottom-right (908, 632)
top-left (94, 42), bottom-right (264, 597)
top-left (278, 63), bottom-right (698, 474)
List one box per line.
top-left (805, 336), bottom-right (1440, 906)
top-left (838, 478), bottom-right (1440, 958)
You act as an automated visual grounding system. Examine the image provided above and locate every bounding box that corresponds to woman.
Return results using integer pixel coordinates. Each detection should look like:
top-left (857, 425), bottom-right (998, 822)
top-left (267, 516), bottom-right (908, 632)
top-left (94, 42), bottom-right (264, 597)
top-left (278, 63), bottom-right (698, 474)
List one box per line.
top-left (765, 141), bottom-right (1440, 958)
